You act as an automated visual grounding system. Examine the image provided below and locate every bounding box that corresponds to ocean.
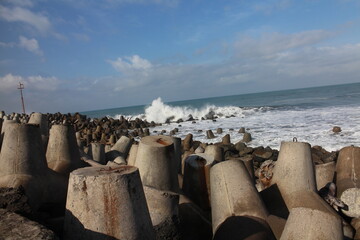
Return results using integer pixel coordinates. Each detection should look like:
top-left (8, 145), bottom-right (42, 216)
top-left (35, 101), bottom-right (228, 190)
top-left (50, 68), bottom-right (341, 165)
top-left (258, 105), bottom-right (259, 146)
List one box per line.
top-left (81, 82), bottom-right (360, 151)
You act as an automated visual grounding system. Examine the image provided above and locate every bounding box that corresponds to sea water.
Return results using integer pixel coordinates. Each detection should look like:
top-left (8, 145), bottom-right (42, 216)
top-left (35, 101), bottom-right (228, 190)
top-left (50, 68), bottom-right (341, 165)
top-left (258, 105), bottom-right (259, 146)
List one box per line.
top-left (82, 82), bottom-right (360, 151)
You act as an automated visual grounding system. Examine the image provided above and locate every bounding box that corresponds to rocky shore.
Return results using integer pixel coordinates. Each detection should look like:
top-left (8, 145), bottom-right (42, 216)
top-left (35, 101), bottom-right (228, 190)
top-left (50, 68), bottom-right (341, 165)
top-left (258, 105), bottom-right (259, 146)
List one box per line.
top-left (0, 111), bottom-right (358, 239)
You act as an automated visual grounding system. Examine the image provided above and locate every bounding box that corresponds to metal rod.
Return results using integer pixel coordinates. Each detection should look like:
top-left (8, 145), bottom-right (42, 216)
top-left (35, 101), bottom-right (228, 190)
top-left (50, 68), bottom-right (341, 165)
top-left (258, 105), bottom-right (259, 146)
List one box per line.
top-left (18, 82), bottom-right (26, 114)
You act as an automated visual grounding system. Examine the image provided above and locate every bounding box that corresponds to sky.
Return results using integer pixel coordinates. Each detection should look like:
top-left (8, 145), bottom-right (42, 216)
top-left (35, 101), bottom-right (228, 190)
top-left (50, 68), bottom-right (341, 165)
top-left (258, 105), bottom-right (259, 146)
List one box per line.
top-left (0, 0), bottom-right (360, 113)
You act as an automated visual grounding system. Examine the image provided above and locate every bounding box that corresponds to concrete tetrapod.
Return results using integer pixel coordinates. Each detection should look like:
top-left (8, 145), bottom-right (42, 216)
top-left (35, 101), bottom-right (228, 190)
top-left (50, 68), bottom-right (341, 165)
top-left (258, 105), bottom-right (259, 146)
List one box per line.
top-left (0, 123), bottom-right (48, 211)
top-left (315, 161), bottom-right (336, 190)
top-left (210, 160), bottom-right (275, 240)
top-left (106, 135), bottom-right (133, 164)
top-left (182, 153), bottom-right (215, 211)
top-left (172, 137), bottom-right (182, 174)
top-left (64, 166), bottom-right (155, 240)
top-left (111, 135), bottom-right (133, 156)
top-left (0, 123), bottom-right (67, 212)
top-left (135, 135), bottom-right (179, 193)
top-left (280, 207), bottom-right (342, 240)
top-left (28, 112), bottom-right (49, 151)
top-left (46, 124), bottom-right (83, 175)
top-left (336, 146), bottom-right (360, 217)
top-left (270, 141), bottom-right (317, 210)
top-left (0, 119), bottom-right (17, 151)
top-left (204, 145), bottom-right (224, 162)
top-left (88, 142), bottom-right (105, 164)
top-left (127, 144), bottom-right (138, 166)
top-left (0, 118), bottom-right (2, 150)
top-left (143, 186), bottom-right (181, 239)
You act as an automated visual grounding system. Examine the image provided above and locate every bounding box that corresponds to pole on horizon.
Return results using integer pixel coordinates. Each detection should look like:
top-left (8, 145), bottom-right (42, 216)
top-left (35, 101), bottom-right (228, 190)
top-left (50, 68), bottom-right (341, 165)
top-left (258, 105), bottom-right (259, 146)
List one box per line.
top-left (18, 82), bottom-right (26, 114)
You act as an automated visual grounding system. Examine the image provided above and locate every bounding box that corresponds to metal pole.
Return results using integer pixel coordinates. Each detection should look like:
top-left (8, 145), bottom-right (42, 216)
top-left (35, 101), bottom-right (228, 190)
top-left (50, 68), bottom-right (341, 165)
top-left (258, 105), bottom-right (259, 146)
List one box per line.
top-left (18, 82), bottom-right (26, 114)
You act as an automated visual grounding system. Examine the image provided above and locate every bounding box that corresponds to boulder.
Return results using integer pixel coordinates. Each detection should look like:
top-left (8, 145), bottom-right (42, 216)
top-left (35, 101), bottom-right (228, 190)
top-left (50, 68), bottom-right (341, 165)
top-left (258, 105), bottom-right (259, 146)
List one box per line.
top-left (332, 126), bottom-right (342, 133)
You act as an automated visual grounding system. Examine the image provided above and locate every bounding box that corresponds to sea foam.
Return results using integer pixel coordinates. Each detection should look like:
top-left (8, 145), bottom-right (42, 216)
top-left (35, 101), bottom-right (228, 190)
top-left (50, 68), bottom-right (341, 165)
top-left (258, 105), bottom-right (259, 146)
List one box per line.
top-left (142, 97), bottom-right (217, 123)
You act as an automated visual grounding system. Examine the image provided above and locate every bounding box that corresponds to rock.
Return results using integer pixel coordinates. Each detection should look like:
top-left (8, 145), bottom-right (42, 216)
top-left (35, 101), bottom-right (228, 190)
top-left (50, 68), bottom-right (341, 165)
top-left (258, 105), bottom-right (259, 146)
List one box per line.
top-left (333, 126), bottom-right (342, 133)
top-left (0, 209), bottom-right (58, 240)
top-left (165, 116), bottom-right (175, 124)
top-left (253, 147), bottom-right (273, 160)
top-left (0, 186), bottom-right (32, 216)
top-left (216, 128), bottom-right (223, 134)
top-left (205, 111), bottom-right (215, 120)
top-left (323, 151), bottom-right (338, 163)
top-left (186, 115), bottom-right (194, 121)
top-left (238, 127), bottom-right (245, 133)
top-left (239, 147), bottom-right (253, 156)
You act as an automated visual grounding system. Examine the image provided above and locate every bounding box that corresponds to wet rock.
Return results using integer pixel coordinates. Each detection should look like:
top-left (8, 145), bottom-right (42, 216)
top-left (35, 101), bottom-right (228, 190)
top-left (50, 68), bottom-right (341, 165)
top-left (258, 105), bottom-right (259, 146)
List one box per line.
top-left (238, 127), bottom-right (245, 133)
top-left (205, 111), bottom-right (215, 120)
top-left (176, 119), bottom-right (183, 123)
top-left (333, 126), bottom-right (342, 133)
top-left (216, 128), bottom-right (223, 134)
top-left (186, 114), bottom-right (194, 121)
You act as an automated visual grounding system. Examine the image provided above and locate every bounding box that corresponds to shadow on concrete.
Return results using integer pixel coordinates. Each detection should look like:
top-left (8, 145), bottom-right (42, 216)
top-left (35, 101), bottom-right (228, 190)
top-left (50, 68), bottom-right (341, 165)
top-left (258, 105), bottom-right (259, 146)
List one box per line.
top-left (213, 216), bottom-right (275, 240)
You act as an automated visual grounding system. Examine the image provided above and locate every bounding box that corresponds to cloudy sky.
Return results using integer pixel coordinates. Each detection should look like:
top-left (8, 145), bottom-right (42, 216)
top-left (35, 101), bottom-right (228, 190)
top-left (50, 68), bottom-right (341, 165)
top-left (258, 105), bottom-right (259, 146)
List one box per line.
top-left (1, 0), bottom-right (360, 113)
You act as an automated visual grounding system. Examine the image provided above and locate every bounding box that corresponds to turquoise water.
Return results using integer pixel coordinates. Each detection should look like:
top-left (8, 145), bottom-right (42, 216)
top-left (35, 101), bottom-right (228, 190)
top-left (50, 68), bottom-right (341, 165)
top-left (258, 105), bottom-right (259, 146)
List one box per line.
top-left (81, 82), bottom-right (360, 151)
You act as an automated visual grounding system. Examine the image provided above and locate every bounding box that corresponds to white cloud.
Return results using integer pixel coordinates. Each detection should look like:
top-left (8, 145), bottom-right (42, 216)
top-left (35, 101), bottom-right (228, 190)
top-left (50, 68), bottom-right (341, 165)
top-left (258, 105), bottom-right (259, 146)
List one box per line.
top-left (234, 30), bottom-right (335, 58)
top-left (0, 74), bottom-right (24, 92)
top-left (27, 75), bottom-right (59, 91)
top-left (109, 55), bottom-right (153, 73)
top-left (105, 37), bottom-right (360, 98)
top-left (0, 5), bottom-right (51, 33)
top-left (0, 41), bottom-right (16, 48)
top-left (0, 74), bottom-right (59, 93)
top-left (18, 36), bottom-right (43, 56)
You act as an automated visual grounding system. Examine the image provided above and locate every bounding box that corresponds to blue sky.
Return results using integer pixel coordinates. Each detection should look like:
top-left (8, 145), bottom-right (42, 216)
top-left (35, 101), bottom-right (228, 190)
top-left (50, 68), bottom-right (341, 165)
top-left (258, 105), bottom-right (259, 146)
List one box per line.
top-left (1, 0), bottom-right (360, 113)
